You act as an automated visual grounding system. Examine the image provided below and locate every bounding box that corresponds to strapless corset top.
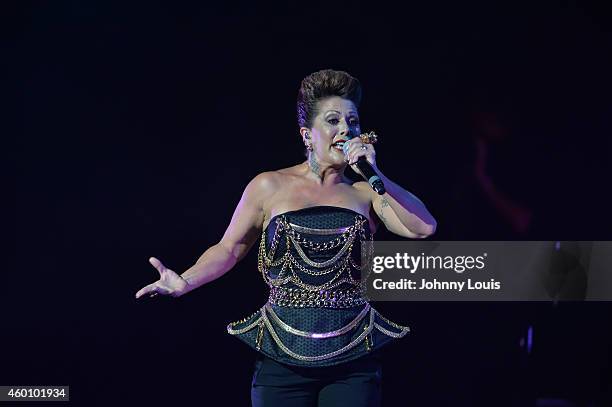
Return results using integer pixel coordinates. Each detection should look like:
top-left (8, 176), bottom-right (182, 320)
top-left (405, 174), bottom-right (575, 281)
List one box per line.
top-left (259, 205), bottom-right (371, 304)
top-left (227, 206), bottom-right (409, 367)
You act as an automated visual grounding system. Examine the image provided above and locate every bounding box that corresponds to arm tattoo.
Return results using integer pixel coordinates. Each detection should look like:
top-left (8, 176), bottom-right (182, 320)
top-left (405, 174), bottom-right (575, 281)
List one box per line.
top-left (379, 197), bottom-right (390, 223)
top-left (308, 153), bottom-right (321, 178)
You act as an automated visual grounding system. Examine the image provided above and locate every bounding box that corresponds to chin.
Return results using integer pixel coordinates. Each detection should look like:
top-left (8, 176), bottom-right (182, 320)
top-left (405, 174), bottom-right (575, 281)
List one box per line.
top-left (329, 157), bottom-right (347, 169)
top-left (329, 148), bottom-right (346, 164)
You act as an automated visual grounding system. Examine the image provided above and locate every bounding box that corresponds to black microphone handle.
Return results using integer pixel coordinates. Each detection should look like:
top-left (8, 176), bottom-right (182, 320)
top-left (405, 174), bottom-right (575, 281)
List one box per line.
top-left (354, 156), bottom-right (386, 195)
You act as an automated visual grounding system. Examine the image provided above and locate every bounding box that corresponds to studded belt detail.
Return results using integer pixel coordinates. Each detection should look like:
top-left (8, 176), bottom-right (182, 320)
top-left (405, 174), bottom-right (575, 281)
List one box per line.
top-left (268, 286), bottom-right (367, 308)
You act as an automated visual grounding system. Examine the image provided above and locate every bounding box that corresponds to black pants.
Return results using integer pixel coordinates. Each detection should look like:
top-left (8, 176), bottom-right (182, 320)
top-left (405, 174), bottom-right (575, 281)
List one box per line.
top-left (251, 354), bottom-right (382, 407)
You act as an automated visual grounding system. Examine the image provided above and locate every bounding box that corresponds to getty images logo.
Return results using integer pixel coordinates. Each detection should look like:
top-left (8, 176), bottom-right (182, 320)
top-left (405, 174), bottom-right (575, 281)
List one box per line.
top-left (371, 252), bottom-right (488, 274)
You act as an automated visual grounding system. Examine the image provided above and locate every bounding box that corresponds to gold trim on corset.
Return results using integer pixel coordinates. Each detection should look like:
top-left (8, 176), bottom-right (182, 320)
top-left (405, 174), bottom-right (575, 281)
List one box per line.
top-left (290, 233), bottom-right (354, 268)
top-left (374, 322), bottom-right (409, 338)
top-left (227, 316), bottom-right (262, 335)
top-left (265, 302), bottom-right (371, 338)
top-left (257, 214), bottom-right (371, 295)
top-left (260, 305), bottom-right (376, 362)
top-left (229, 211), bottom-right (410, 362)
top-left (288, 223), bottom-right (353, 235)
top-left (268, 285), bottom-right (367, 308)
top-left (227, 306), bottom-right (410, 362)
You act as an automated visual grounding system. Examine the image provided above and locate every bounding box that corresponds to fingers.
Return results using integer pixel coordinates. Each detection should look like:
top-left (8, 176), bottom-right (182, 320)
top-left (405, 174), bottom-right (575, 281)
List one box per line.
top-left (135, 281), bottom-right (174, 299)
top-left (345, 138), bottom-right (375, 165)
top-left (135, 282), bottom-right (158, 299)
top-left (135, 257), bottom-right (174, 300)
top-left (149, 256), bottom-right (167, 277)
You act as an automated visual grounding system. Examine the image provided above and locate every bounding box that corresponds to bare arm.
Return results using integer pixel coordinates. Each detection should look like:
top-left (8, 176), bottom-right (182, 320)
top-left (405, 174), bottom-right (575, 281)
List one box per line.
top-left (176, 172), bottom-right (277, 296)
top-left (369, 170), bottom-right (437, 239)
top-left (345, 138), bottom-right (436, 239)
top-left (355, 173), bottom-right (436, 239)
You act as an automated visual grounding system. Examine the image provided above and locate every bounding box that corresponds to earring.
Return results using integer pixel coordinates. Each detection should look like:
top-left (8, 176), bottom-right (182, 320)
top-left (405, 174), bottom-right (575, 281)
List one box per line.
top-left (304, 131), bottom-right (313, 151)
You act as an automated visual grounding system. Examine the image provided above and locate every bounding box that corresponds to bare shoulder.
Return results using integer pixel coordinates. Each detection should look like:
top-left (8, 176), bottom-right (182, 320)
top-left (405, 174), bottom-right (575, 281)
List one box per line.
top-left (247, 171), bottom-right (282, 194)
top-left (245, 165), bottom-right (301, 198)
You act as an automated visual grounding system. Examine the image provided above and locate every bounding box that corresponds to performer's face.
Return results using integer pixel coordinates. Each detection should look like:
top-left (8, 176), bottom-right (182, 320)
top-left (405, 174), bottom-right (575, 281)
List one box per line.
top-left (307, 96), bottom-right (361, 167)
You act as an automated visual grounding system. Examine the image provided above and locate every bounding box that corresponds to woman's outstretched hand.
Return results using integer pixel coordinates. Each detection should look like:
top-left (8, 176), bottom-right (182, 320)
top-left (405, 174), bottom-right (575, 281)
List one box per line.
top-left (135, 257), bottom-right (188, 299)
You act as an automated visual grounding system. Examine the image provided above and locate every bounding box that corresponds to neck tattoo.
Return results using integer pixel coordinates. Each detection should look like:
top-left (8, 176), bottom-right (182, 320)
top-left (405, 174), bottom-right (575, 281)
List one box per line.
top-left (308, 153), bottom-right (321, 178)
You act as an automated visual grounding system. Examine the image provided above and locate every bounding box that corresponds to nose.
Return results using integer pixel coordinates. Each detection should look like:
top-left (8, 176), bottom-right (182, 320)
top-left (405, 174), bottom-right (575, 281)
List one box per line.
top-left (338, 123), bottom-right (352, 138)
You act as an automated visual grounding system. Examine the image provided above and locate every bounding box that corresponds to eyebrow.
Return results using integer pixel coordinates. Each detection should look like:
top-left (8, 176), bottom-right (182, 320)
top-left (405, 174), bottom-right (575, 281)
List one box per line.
top-left (324, 110), bottom-right (359, 116)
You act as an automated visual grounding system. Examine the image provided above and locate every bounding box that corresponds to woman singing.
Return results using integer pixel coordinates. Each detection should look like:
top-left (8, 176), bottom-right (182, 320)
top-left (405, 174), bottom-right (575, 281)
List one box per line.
top-left (135, 69), bottom-right (437, 406)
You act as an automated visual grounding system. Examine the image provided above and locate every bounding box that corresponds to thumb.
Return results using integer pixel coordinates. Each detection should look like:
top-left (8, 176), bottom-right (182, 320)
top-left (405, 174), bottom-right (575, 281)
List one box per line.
top-left (149, 257), bottom-right (166, 275)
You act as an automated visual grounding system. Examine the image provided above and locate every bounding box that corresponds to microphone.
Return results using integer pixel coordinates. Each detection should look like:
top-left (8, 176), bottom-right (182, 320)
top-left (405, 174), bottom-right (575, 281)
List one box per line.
top-left (342, 137), bottom-right (386, 195)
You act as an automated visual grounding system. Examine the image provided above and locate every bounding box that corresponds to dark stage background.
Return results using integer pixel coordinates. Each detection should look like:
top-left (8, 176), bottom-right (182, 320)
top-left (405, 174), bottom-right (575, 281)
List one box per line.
top-left (11, 1), bottom-right (612, 406)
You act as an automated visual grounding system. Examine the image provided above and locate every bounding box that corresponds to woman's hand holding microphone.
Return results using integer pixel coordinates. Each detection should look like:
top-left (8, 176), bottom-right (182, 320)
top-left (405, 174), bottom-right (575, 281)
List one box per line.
top-left (135, 257), bottom-right (188, 299)
top-left (343, 136), bottom-right (377, 169)
top-left (343, 132), bottom-right (386, 195)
